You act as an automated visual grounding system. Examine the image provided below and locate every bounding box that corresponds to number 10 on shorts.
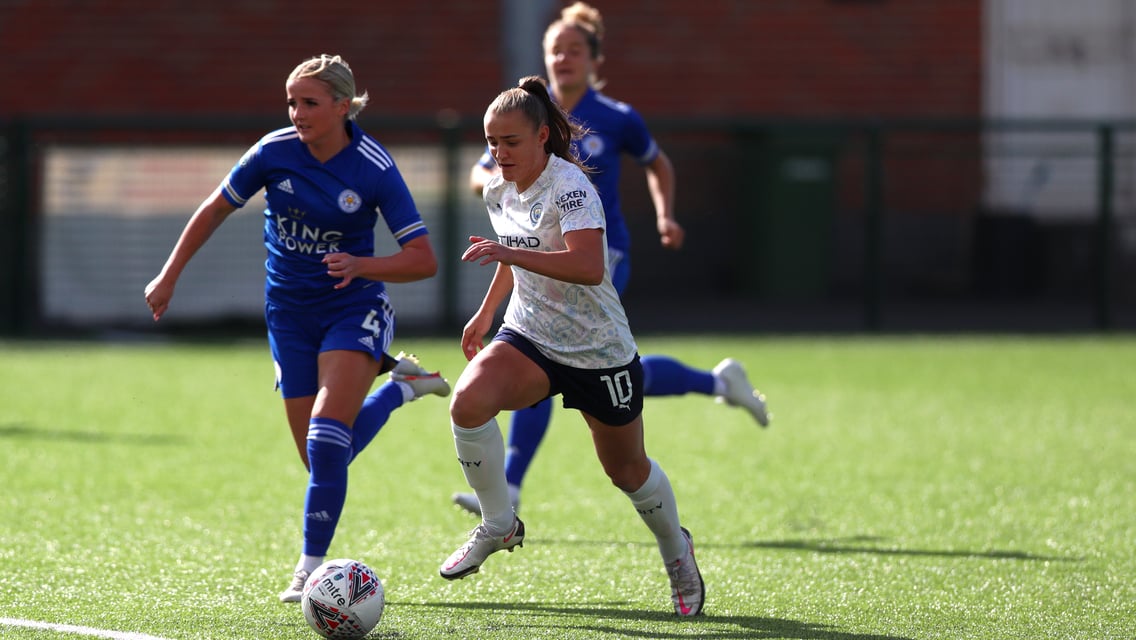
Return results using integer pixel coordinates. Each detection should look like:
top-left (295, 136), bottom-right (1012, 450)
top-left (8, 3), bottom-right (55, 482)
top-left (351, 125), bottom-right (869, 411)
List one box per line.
top-left (600, 371), bottom-right (633, 410)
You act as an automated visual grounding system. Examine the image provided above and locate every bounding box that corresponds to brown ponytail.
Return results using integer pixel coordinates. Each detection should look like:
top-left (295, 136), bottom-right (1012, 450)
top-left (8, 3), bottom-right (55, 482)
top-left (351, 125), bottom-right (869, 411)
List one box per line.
top-left (487, 76), bottom-right (593, 175)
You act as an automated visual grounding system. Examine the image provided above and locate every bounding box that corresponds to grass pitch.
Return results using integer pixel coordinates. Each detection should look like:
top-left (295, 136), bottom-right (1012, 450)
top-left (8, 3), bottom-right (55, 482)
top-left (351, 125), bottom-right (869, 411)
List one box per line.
top-left (0, 334), bottom-right (1133, 639)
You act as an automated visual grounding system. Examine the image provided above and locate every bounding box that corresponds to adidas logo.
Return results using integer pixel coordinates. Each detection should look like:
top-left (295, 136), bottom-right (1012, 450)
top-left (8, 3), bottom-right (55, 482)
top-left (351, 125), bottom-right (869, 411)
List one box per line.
top-left (305, 510), bottom-right (332, 522)
top-left (358, 336), bottom-right (374, 349)
top-left (277, 179), bottom-right (294, 194)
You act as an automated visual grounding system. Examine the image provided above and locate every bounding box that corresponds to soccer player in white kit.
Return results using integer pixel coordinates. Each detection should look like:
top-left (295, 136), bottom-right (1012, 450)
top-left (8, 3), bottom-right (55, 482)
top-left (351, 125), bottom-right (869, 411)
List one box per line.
top-left (454, 1), bottom-right (769, 520)
top-left (439, 76), bottom-right (705, 616)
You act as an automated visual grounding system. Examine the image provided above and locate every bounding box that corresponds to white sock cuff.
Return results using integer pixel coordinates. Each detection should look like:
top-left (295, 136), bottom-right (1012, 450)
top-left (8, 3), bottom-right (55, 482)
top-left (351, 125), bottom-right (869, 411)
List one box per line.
top-left (452, 419), bottom-right (498, 442)
top-left (712, 377), bottom-right (727, 396)
top-left (625, 458), bottom-right (663, 502)
top-left (298, 554), bottom-right (324, 574)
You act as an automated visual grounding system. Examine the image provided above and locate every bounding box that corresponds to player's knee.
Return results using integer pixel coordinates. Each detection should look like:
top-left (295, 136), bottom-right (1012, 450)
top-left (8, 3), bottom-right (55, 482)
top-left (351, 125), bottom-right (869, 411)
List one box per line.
top-left (449, 384), bottom-right (495, 428)
top-left (603, 460), bottom-right (650, 493)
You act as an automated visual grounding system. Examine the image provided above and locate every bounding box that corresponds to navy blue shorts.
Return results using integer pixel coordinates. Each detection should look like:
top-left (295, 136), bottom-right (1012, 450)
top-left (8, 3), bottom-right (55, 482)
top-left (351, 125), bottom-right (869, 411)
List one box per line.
top-left (494, 327), bottom-right (643, 426)
top-left (266, 291), bottom-right (395, 399)
top-left (608, 247), bottom-right (630, 296)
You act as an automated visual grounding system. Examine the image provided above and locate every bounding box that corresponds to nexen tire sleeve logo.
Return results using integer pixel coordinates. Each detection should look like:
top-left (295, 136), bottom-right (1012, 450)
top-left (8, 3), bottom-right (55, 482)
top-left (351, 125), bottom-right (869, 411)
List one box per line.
top-left (556, 190), bottom-right (587, 213)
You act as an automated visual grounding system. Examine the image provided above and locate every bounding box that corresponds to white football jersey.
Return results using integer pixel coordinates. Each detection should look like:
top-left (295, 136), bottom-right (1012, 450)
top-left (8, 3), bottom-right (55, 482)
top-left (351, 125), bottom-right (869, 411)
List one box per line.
top-left (484, 155), bottom-right (637, 369)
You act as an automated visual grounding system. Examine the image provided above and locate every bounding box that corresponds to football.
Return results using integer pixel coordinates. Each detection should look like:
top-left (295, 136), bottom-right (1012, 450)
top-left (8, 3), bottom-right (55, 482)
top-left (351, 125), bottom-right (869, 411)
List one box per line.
top-left (301, 559), bottom-right (385, 639)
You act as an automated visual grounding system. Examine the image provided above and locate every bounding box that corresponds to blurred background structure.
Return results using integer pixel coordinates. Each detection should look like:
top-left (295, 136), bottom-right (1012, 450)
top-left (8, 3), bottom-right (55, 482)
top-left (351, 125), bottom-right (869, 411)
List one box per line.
top-left (2, 0), bottom-right (1134, 336)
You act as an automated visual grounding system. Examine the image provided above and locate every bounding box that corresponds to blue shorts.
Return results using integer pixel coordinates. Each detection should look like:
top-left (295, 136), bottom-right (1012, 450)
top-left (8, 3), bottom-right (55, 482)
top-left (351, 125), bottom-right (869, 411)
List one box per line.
top-left (266, 291), bottom-right (395, 399)
top-left (494, 327), bottom-right (643, 426)
top-left (609, 247), bottom-right (630, 296)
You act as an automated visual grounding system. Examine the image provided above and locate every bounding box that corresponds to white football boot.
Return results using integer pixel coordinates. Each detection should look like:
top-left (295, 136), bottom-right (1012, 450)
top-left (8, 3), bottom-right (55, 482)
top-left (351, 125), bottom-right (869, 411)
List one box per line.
top-left (278, 569), bottom-right (309, 603)
top-left (439, 517), bottom-right (525, 580)
top-left (666, 527), bottom-right (705, 616)
top-left (390, 351), bottom-right (451, 399)
top-left (713, 358), bottom-right (769, 426)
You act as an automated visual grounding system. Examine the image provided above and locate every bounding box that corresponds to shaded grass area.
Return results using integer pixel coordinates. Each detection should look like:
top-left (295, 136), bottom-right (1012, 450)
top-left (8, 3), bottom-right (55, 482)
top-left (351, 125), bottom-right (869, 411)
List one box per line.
top-left (1, 335), bottom-right (1133, 639)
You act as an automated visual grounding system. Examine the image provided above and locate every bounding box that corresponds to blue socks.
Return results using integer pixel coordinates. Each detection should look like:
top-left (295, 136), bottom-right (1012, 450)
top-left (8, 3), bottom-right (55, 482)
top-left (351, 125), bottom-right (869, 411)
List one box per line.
top-left (504, 398), bottom-right (553, 487)
top-left (300, 380), bottom-right (407, 559)
top-left (303, 417), bottom-right (352, 557)
top-left (348, 382), bottom-right (404, 463)
top-left (641, 355), bottom-right (714, 397)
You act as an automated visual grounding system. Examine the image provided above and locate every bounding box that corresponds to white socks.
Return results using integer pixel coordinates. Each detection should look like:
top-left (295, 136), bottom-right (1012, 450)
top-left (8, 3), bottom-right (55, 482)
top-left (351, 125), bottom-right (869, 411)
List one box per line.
top-left (394, 380), bottom-right (416, 403)
top-left (453, 421), bottom-right (685, 564)
top-left (452, 419), bottom-right (513, 534)
top-left (297, 554), bottom-right (324, 574)
top-left (712, 375), bottom-right (727, 397)
top-left (624, 458), bottom-right (686, 564)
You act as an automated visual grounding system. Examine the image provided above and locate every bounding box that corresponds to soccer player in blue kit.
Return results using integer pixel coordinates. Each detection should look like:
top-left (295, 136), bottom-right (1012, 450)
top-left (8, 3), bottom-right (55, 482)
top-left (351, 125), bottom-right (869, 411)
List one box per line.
top-left (455, 2), bottom-right (770, 516)
top-left (144, 54), bottom-right (450, 603)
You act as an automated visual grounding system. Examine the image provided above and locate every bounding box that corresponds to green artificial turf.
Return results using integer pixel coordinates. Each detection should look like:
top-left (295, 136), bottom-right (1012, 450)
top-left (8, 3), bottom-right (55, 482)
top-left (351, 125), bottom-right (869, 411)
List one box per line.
top-left (1, 335), bottom-right (1132, 639)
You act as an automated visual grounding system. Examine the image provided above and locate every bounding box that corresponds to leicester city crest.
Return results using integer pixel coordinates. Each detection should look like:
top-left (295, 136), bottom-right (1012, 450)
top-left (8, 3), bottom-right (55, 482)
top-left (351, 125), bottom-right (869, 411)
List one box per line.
top-left (581, 134), bottom-right (604, 159)
top-left (338, 189), bottom-right (363, 213)
top-left (529, 202), bottom-right (544, 225)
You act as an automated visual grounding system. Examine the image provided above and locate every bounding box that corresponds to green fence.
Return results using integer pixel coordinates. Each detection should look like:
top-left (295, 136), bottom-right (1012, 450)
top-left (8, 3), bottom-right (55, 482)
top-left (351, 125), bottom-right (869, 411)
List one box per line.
top-left (2, 116), bottom-right (1134, 336)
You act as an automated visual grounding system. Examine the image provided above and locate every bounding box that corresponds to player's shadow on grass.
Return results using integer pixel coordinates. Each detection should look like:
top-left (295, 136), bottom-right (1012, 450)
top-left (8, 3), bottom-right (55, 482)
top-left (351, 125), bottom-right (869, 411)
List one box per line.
top-left (543, 535), bottom-right (1081, 563)
top-left (0, 422), bottom-right (184, 446)
top-left (746, 535), bottom-right (1082, 563)
top-left (410, 601), bottom-right (914, 639)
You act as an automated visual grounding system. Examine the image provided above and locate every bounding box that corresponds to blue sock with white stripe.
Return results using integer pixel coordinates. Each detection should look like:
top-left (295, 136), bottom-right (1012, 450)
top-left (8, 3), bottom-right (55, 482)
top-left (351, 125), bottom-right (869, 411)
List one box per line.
top-left (349, 382), bottom-right (405, 463)
top-left (641, 354), bottom-right (715, 397)
top-left (303, 417), bottom-right (352, 557)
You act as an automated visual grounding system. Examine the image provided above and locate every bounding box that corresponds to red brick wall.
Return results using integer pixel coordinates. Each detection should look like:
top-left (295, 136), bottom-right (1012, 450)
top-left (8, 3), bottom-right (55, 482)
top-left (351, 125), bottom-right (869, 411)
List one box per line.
top-left (1, 0), bottom-right (980, 119)
top-left (0, 1), bottom-right (501, 118)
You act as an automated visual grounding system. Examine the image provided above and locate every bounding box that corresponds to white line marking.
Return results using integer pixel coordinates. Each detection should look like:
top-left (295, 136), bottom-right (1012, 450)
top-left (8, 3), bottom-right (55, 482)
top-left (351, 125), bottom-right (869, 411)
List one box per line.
top-left (0, 618), bottom-right (175, 640)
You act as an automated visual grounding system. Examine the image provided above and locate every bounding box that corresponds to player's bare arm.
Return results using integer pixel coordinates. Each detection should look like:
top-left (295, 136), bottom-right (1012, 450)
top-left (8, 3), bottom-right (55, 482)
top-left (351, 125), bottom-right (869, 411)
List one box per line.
top-left (645, 151), bottom-right (683, 250)
top-left (324, 235), bottom-right (437, 289)
top-left (144, 187), bottom-right (236, 321)
top-left (462, 263), bottom-right (514, 359)
top-left (462, 230), bottom-right (604, 285)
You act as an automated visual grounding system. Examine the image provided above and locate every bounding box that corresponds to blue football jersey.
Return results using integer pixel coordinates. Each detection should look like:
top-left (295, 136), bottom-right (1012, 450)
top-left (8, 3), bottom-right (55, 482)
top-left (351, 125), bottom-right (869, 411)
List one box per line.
top-left (477, 86), bottom-right (659, 254)
top-left (223, 121), bottom-right (428, 309)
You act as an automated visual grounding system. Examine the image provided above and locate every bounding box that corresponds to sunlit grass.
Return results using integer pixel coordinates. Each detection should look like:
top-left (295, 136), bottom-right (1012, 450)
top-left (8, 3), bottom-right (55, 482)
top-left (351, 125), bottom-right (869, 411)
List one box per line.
top-left (1, 335), bottom-right (1133, 639)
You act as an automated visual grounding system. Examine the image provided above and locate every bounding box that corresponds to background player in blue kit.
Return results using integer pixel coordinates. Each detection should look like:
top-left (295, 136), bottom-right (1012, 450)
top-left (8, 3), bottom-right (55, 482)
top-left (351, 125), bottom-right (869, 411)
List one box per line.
top-left (144, 54), bottom-right (450, 603)
top-left (456, 2), bottom-right (770, 516)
